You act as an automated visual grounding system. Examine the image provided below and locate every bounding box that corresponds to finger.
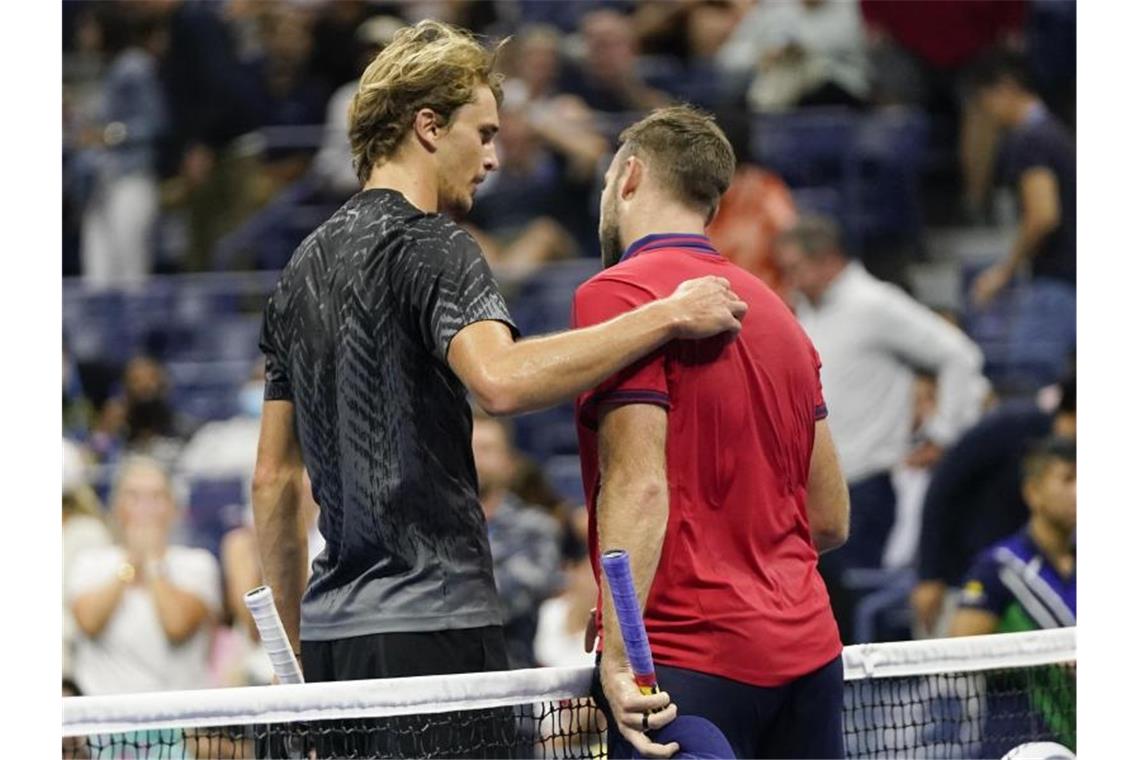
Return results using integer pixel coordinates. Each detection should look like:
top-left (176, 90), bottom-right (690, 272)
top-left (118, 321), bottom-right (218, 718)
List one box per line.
top-left (728, 298), bottom-right (748, 317)
top-left (618, 701), bottom-right (677, 731)
top-left (621, 726), bottom-right (679, 759)
top-left (627, 689), bottom-right (674, 714)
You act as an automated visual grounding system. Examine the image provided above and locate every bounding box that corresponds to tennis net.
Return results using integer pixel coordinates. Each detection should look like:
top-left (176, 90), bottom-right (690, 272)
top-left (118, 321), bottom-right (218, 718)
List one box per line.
top-left (63, 628), bottom-right (1074, 759)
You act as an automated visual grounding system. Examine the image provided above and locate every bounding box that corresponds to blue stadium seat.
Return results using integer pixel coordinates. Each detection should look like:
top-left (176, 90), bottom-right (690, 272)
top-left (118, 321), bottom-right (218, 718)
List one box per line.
top-left (845, 108), bottom-right (929, 247)
top-left (186, 476), bottom-right (248, 558)
top-left (514, 403), bottom-right (579, 462)
top-left (961, 264), bottom-right (1076, 395)
top-left (752, 107), bottom-right (860, 188)
top-left (543, 455), bottom-right (586, 506)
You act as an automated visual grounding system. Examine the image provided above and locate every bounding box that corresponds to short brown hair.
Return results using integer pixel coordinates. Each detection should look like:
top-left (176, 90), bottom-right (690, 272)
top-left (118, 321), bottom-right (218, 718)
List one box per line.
top-left (349, 20), bottom-right (505, 183)
top-left (618, 106), bottom-right (735, 222)
top-left (776, 214), bottom-right (847, 260)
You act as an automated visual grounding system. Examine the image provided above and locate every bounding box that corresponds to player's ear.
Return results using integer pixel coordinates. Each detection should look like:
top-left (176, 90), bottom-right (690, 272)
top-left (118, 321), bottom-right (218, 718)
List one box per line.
top-left (412, 108), bottom-right (444, 153)
top-left (619, 155), bottom-right (644, 201)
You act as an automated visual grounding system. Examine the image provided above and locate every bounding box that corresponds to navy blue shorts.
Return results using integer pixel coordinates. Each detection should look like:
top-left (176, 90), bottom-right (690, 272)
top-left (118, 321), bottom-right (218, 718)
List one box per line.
top-left (591, 656), bottom-right (845, 759)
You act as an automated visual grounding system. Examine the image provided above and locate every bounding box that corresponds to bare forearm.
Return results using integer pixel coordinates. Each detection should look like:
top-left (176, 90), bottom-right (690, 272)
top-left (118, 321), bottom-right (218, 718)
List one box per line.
top-left (1005, 218), bottom-right (1055, 271)
top-left (72, 578), bottom-right (127, 638)
top-left (150, 576), bottom-right (209, 644)
top-left (486, 302), bottom-right (676, 415)
top-left (598, 479), bottom-right (669, 663)
top-left (251, 470), bottom-right (308, 654)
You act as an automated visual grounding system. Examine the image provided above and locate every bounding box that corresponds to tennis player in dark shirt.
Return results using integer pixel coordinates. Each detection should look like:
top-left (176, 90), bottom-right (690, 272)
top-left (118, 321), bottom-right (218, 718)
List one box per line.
top-left (251, 19), bottom-right (746, 696)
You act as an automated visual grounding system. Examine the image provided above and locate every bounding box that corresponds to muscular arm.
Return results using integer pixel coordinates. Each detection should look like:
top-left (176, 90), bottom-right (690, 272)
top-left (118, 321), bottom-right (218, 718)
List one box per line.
top-left (449, 277), bottom-right (745, 416)
top-left (251, 400), bottom-right (307, 656)
top-left (594, 402), bottom-right (678, 756)
top-left (806, 419), bottom-right (849, 553)
top-left (596, 403), bottom-right (670, 664)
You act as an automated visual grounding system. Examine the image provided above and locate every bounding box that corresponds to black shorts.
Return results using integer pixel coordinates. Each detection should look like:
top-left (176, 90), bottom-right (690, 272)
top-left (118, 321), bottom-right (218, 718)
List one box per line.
top-left (300, 624), bottom-right (510, 681)
top-left (271, 626), bottom-right (517, 758)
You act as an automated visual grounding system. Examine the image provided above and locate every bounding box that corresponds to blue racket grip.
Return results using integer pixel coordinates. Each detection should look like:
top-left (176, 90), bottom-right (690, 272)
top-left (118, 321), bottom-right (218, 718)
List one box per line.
top-left (601, 549), bottom-right (657, 691)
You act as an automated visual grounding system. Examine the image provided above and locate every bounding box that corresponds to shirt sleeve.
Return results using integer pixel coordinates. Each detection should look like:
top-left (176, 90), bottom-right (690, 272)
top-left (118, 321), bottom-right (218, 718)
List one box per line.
top-left (406, 224), bottom-right (518, 362)
top-left (957, 550), bottom-right (1011, 618)
top-left (1007, 130), bottom-right (1054, 182)
top-left (259, 290), bottom-right (293, 402)
top-left (810, 342), bottom-right (828, 420)
top-left (571, 277), bottom-right (669, 423)
top-left (66, 547), bottom-right (120, 600)
top-left (167, 548), bottom-right (223, 616)
top-left (872, 283), bottom-right (984, 446)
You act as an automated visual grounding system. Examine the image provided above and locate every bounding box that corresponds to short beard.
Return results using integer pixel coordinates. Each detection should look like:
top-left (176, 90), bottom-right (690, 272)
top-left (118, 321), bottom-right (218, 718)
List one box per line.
top-left (599, 194), bottom-right (623, 268)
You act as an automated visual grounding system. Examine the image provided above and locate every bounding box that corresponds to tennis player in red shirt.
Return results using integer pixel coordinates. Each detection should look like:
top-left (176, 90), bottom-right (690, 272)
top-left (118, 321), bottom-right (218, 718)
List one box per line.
top-left (574, 107), bottom-right (851, 759)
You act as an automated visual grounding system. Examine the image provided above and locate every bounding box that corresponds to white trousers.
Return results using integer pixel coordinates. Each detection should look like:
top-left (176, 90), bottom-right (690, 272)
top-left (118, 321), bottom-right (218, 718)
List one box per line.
top-left (81, 172), bottom-right (157, 287)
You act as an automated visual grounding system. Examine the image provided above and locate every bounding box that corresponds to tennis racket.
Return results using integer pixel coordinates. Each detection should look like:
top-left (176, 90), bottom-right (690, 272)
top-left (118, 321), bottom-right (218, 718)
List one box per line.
top-left (601, 549), bottom-right (658, 696)
top-left (244, 585), bottom-right (305, 684)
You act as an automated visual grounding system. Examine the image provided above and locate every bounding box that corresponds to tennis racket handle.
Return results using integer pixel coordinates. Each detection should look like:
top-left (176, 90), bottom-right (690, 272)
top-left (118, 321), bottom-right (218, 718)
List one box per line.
top-left (601, 550), bottom-right (658, 689)
top-left (244, 585), bottom-right (305, 684)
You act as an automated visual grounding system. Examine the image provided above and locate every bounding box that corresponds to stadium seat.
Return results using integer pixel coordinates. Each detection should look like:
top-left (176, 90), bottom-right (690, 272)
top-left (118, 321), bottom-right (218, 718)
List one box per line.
top-left (542, 455), bottom-right (587, 506)
top-left (186, 476), bottom-right (248, 558)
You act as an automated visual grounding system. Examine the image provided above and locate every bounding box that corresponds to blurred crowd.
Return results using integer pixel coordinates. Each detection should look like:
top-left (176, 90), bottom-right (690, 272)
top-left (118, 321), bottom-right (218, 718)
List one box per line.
top-left (62, 0), bottom-right (1077, 698)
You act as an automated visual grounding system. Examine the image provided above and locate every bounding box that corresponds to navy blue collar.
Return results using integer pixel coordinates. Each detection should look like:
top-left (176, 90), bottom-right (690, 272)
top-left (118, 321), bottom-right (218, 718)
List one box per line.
top-left (620, 233), bottom-right (720, 263)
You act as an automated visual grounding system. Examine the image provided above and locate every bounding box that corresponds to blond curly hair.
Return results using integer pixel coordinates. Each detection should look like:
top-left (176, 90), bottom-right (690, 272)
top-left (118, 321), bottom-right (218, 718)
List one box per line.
top-left (349, 20), bottom-right (505, 184)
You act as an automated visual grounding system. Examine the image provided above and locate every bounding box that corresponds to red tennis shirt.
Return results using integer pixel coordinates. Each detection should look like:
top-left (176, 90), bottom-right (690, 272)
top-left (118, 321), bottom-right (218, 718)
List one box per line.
top-left (573, 233), bottom-right (842, 687)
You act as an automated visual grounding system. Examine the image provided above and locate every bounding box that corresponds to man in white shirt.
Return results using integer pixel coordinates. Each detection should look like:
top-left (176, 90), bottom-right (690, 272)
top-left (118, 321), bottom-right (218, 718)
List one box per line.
top-left (776, 215), bottom-right (986, 641)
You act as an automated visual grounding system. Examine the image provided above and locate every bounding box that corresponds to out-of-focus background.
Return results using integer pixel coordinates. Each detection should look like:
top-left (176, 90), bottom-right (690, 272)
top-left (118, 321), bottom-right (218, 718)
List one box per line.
top-left (61, 0), bottom-right (1076, 697)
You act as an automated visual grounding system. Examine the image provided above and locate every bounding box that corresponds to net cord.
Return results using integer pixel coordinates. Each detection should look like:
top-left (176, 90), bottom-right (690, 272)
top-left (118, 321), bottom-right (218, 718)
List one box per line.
top-left (63, 627), bottom-right (1075, 738)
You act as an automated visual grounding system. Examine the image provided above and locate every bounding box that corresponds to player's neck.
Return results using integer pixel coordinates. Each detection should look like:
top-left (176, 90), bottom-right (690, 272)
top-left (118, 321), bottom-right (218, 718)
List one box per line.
top-left (621, 204), bottom-right (707, 248)
top-left (1027, 517), bottom-right (1075, 576)
top-left (364, 156), bottom-right (439, 213)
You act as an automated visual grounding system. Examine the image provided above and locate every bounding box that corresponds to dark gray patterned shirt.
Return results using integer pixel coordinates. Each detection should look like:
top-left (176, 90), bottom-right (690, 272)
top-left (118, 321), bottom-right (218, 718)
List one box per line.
top-left (259, 189), bottom-right (517, 640)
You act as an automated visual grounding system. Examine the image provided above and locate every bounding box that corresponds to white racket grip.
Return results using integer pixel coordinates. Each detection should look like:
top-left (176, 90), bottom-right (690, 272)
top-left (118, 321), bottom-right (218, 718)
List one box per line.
top-left (244, 586), bottom-right (305, 684)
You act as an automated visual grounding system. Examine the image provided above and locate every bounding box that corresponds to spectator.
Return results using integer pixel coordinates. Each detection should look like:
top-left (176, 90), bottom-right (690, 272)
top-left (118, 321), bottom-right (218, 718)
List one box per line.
top-left (559, 8), bottom-right (672, 113)
top-left (775, 215), bottom-right (987, 641)
top-left (949, 435), bottom-right (1075, 637)
top-left (717, 0), bottom-right (871, 112)
top-left (465, 97), bottom-right (584, 275)
top-left (159, 0), bottom-right (275, 270)
top-left (630, 0), bottom-right (749, 107)
top-left (911, 375), bottom-right (1075, 636)
top-left (120, 356), bottom-right (191, 469)
top-left (313, 15), bottom-right (407, 199)
top-left (63, 440), bottom-right (113, 682)
top-left (968, 47), bottom-right (1076, 307)
top-left (706, 110), bottom-right (798, 300)
top-left (77, 5), bottom-right (169, 286)
top-left (67, 456), bottom-right (222, 694)
top-left (472, 413), bottom-right (563, 669)
top-left (860, 0), bottom-right (1027, 219)
top-left (533, 506), bottom-right (596, 668)
top-left (948, 435), bottom-right (1076, 754)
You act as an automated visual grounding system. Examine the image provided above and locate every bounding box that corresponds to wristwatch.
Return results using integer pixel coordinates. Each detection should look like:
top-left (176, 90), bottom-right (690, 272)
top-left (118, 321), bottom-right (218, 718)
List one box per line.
top-left (117, 562), bottom-right (136, 584)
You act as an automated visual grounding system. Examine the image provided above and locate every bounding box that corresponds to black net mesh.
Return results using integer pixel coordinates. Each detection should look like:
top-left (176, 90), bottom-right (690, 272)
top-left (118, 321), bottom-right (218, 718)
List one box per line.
top-left (64, 663), bottom-right (1074, 759)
